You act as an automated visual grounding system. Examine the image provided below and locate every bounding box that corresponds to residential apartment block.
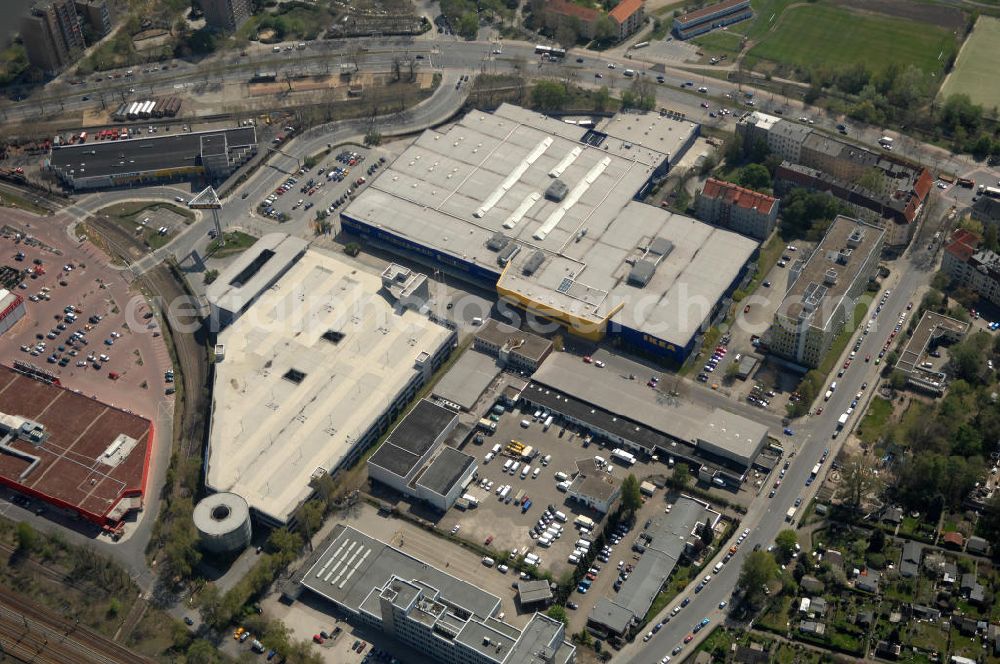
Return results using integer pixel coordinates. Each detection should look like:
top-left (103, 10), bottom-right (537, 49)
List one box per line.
top-left (736, 111), bottom-right (811, 163)
top-left (74, 0), bottom-right (112, 37)
top-left (942, 229), bottom-right (1000, 306)
top-left (694, 177), bottom-right (779, 240)
top-left (20, 0), bottom-right (84, 74)
top-left (775, 161), bottom-right (931, 248)
top-left (543, 0), bottom-right (601, 39)
top-left (673, 0), bottom-right (752, 39)
top-left (739, 111), bottom-right (930, 250)
top-left (770, 216), bottom-right (884, 368)
top-left (609, 0), bottom-right (645, 41)
top-left (201, 0), bottom-right (251, 31)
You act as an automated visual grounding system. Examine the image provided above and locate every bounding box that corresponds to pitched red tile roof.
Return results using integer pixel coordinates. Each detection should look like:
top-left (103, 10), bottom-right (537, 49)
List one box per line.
top-left (701, 177), bottom-right (777, 215)
top-left (941, 531), bottom-right (965, 547)
top-left (609, 0), bottom-right (643, 23)
top-left (546, 0), bottom-right (601, 22)
top-left (945, 228), bottom-right (980, 263)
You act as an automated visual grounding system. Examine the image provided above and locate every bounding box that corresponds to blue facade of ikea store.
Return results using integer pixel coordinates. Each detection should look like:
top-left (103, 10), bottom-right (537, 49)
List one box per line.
top-left (340, 212), bottom-right (750, 365)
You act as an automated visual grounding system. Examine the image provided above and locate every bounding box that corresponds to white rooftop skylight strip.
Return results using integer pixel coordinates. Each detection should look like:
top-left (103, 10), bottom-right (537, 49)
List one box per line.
top-left (338, 548), bottom-right (372, 589)
top-left (316, 541), bottom-right (348, 578)
top-left (534, 156), bottom-right (611, 241)
top-left (549, 146), bottom-right (582, 178)
top-left (474, 137), bottom-right (553, 218)
top-left (503, 192), bottom-right (542, 230)
top-left (330, 545), bottom-right (366, 586)
top-left (323, 540), bottom-right (357, 581)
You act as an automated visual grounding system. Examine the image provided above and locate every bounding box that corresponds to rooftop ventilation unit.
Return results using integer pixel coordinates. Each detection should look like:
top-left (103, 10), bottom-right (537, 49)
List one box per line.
top-left (545, 179), bottom-right (568, 202)
top-left (628, 260), bottom-right (657, 287)
top-left (522, 250), bottom-right (545, 276)
top-left (486, 232), bottom-right (510, 252)
top-left (497, 243), bottom-right (521, 267)
top-left (847, 227), bottom-right (865, 248)
top-left (823, 268), bottom-right (838, 286)
top-left (836, 248), bottom-right (852, 265)
top-left (648, 237), bottom-right (674, 257)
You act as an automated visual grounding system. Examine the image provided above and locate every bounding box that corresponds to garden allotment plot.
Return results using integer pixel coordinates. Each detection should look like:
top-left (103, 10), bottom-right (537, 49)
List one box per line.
top-left (939, 16), bottom-right (1000, 108)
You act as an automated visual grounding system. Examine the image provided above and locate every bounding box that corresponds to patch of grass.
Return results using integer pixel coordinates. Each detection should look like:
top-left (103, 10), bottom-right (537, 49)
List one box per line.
top-left (0, 189), bottom-right (49, 216)
top-left (857, 397), bottom-right (892, 446)
top-left (206, 231), bottom-right (257, 258)
top-left (749, 5), bottom-right (957, 77)
top-left (744, 232), bottom-right (784, 295)
top-left (99, 201), bottom-right (195, 223)
top-left (940, 16), bottom-right (1000, 107)
top-left (693, 30), bottom-right (746, 56)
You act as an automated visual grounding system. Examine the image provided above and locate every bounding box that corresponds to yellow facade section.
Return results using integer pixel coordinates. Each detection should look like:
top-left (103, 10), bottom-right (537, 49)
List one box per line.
top-left (496, 282), bottom-right (620, 342)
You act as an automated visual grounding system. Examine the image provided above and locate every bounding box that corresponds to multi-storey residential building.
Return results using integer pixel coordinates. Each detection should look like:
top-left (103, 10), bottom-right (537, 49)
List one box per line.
top-left (775, 161), bottom-right (931, 249)
top-left (942, 229), bottom-right (1000, 306)
top-left (673, 0), bottom-right (752, 39)
top-left (609, 0), bottom-right (645, 41)
top-left (74, 0), bottom-right (112, 37)
top-left (735, 112), bottom-right (812, 163)
top-left (694, 177), bottom-right (779, 240)
top-left (20, 0), bottom-right (84, 74)
top-left (201, 0), bottom-right (251, 32)
top-left (770, 216), bottom-right (884, 368)
top-left (543, 0), bottom-right (601, 39)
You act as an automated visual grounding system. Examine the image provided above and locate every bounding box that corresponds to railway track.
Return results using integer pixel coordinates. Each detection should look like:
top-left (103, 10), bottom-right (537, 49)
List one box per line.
top-left (0, 588), bottom-right (151, 664)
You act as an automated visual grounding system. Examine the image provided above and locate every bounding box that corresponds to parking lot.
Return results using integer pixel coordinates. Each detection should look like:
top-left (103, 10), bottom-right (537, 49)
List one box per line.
top-left (0, 211), bottom-right (173, 419)
top-left (256, 145), bottom-right (386, 224)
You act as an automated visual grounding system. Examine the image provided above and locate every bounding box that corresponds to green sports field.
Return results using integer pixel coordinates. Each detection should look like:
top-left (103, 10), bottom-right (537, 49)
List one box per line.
top-left (747, 4), bottom-right (958, 76)
top-left (939, 16), bottom-right (1000, 107)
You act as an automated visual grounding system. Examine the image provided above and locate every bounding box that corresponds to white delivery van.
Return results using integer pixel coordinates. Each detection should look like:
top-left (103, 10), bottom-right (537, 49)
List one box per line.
top-left (482, 557), bottom-right (495, 567)
top-left (510, 462), bottom-right (520, 475)
top-left (554, 510), bottom-right (568, 522)
top-left (554, 471), bottom-right (569, 482)
top-left (503, 459), bottom-right (513, 473)
top-left (557, 480), bottom-right (571, 492)
top-left (520, 465), bottom-right (530, 479)
top-left (714, 561), bottom-right (724, 573)
top-left (484, 452), bottom-right (494, 463)
top-left (521, 419), bottom-right (530, 428)
top-left (491, 443), bottom-right (502, 454)
top-left (532, 467), bottom-right (541, 479)
top-left (575, 539), bottom-right (591, 550)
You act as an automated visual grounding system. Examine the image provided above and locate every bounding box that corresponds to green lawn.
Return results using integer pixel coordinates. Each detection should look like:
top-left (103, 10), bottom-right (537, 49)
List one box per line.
top-left (939, 16), bottom-right (1000, 107)
top-left (857, 397), bottom-right (892, 446)
top-left (748, 4), bottom-right (957, 76)
top-left (206, 231), bottom-right (257, 258)
top-left (693, 30), bottom-right (746, 56)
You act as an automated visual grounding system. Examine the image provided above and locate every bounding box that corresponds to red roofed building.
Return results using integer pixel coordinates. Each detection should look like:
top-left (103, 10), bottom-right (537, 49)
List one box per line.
top-left (608, 0), bottom-right (645, 40)
top-left (942, 228), bottom-right (1000, 306)
top-left (694, 177), bottom-right (779, 241)
top-left (543, 0), bottom-right (602, 39)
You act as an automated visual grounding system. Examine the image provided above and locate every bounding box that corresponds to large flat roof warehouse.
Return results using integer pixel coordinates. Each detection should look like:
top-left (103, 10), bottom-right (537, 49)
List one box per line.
top-left (206, 233), bottom-right (309, 325)
top-left (0, 365), bottom-right (153, 525)
top-left (341, 104), bottom-right (757, 361)
top-left (368, 400), bottom-right (458, 479)
top-left (302, 526), bottom-right (574, 663)
top-left (525, 353), bottom-right (769, 470)
top-left (48, 127), bottom-right (256, 185)
top-left (206, 248), bottom-right (454, 525)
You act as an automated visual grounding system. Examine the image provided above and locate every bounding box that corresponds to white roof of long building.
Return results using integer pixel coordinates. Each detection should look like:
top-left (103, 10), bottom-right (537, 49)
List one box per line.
top-left (343, 104), bottom-right (757, 348)
top-left (206, 248), bottom-right (453, 524)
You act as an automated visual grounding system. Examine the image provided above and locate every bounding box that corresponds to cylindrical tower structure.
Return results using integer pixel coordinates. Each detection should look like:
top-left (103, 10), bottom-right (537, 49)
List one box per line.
top-left (193, 492), bottom-right (251, 555)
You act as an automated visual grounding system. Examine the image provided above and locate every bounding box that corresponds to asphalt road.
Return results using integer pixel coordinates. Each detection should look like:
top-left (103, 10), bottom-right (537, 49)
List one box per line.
top-left (4, 33), bottom-right (990, 185)
top-left (619, 245), bottom-right (938, 663)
